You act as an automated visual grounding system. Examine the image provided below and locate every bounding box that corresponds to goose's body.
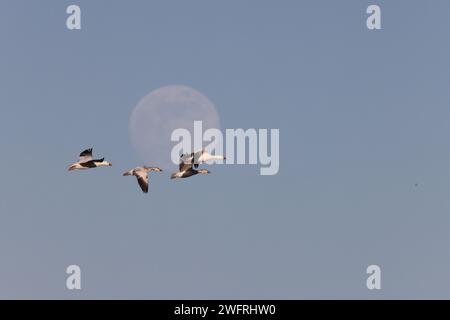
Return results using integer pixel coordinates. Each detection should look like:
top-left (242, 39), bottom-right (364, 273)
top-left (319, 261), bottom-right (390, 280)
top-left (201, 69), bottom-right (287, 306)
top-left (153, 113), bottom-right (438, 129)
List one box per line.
top-left (192, 149), bottom-right (226, 168)
top-left (68, 148), bottom-right (112, 171)
top-left (123, 166), bottom-right (162, 193)
top-left (170, 154), bottom-right (210, 179)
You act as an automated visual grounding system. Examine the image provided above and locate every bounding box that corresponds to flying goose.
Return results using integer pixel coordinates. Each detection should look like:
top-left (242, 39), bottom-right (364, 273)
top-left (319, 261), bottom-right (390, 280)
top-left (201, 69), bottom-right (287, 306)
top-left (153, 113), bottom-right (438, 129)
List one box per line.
top-left (68, 148), bottom-right (112, 171)
top-left (191, 149), bottom-right (226, 168)
top-left (123, 166), bottom-right (162, 193)
top-left (170, 154), bottom-right (210, 179)
top-left (180, 149), bottom-right (226, 168)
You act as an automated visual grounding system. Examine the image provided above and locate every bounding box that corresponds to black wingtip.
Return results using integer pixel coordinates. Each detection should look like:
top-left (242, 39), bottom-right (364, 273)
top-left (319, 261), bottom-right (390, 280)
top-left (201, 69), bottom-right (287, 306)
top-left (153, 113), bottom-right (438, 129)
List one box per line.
top-left (80, 147), bottom-right (93, 157)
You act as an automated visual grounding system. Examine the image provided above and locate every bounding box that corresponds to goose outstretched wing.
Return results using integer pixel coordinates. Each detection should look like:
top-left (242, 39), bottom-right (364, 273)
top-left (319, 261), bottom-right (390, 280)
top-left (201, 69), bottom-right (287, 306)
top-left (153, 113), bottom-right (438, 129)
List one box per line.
top-left (79, 148), bottom-right (93, 163)
top-left (179, 153), bottom-right (194, 172)
top-left (135, 170), bottom-right (149, 193)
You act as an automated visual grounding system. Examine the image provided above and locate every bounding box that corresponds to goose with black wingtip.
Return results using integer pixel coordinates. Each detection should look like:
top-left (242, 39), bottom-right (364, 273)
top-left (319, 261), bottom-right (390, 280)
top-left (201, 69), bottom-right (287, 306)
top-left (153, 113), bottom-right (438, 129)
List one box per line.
top-left (191, 149), bottom-right (226, 168)
top-left (68, 148), bottom-right (112, 171)
top-left (170, 153), bottom-right (210, 179)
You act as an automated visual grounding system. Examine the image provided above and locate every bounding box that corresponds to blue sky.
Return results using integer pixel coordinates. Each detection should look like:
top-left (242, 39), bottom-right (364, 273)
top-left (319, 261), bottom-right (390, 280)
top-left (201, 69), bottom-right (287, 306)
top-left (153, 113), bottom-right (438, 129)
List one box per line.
top-left (1, 0), bottom-right (450, 298)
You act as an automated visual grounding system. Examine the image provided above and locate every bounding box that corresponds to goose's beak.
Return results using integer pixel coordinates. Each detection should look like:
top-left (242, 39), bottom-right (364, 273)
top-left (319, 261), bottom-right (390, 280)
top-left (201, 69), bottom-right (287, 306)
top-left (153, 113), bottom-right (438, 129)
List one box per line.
top-left (68, 165), bottom-right (75, 171)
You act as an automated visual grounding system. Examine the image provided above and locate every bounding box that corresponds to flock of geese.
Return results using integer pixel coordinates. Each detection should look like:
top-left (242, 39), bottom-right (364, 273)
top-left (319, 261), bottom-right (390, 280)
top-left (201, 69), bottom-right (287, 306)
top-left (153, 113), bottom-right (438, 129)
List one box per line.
top-left (68, 148), bottom-right (226, 193)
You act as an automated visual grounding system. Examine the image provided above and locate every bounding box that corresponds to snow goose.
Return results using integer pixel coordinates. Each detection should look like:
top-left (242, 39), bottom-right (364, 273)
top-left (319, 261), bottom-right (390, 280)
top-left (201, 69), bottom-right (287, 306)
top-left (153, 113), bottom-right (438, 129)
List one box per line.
top-left (68, 148), bottom-right (112, 171)
top-left (192, 149), bottom-right (226, 168)
top-left (170, 154), bottom-right (210, 179)
top-left (123, 166), bottom-right (162, 193)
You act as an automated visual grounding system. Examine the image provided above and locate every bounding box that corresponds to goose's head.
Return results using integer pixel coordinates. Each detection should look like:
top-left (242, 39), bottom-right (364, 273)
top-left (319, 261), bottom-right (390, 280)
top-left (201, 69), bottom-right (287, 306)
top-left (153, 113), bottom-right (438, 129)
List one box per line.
top-left (97, 161), bottom-right (112, 167)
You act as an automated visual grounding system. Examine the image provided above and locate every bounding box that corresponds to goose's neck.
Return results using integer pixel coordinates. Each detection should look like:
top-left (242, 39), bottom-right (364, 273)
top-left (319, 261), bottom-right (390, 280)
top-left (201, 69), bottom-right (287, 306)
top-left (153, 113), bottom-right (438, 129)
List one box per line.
top-left (201, 154), bottom-right (224, 162)
top-left (96, 161), bottom-right (112, 167)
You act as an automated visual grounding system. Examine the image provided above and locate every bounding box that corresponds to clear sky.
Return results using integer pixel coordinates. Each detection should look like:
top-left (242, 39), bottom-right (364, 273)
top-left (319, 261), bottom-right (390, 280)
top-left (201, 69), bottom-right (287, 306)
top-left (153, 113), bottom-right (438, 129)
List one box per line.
top-left (1, 0), bottom-right (450, 299)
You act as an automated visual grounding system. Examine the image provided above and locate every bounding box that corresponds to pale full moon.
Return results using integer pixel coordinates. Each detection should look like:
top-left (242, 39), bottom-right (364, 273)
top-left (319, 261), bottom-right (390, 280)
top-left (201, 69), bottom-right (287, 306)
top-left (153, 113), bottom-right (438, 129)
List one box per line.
top-left (129, 85), bottom-right (221, 170)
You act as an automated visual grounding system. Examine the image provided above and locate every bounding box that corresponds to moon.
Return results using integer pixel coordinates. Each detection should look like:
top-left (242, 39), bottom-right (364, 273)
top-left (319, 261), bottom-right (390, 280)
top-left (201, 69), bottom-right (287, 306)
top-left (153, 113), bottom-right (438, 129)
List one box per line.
top-left (129, 85), bottom-right (221, 170)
